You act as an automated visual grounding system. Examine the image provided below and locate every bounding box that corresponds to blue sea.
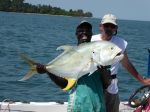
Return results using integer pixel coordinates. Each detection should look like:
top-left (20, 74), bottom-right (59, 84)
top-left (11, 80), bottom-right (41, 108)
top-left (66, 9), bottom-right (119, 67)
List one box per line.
top-left (0, 12), bottom-right (150, 102)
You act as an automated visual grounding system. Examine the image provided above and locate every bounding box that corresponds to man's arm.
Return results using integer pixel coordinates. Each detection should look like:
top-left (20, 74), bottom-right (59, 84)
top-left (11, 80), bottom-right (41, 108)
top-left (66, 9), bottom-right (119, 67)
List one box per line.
top-left (47, 72), bottom-right (68, 89)
top-left (121, 51), bottom-right (150, 85)
top-left (97, 66), bottom-right (111, 89)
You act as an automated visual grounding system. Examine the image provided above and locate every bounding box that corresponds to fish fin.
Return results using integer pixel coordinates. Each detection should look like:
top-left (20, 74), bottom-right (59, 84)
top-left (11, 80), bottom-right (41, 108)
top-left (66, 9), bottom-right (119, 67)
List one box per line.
top-left (19, 70), bottom-right (37, 81)
top-left (88, 67), bottom-right (97, 76)
top-left (20, 54), bottom-right (36, 66)
top-left (89, 70), bottom-right (96, 76)
top-left (62, 78), bottom-right (76, 91)
top-left (56, 45), bottom-right (73, 52)
top-left (88, 58), bottom-right (97, 76)
top-left (47, 46), bottom-right (74, 65)
top-left (19, 54), bottom-right (37, 81)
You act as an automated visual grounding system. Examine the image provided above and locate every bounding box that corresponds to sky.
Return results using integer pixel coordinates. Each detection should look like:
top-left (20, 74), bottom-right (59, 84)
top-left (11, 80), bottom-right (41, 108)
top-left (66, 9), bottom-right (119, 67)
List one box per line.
top-left (25, 0), bottom-right (150, 21)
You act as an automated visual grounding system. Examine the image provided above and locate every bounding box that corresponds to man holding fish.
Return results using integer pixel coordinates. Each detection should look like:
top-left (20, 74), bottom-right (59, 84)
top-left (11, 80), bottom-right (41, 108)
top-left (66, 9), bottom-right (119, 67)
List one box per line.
top-left (20, 14), bottom-right (150, 112)
top-left (20, 20), bottom-right (124, 111)
top-left (36, 21), bottom-right (110, 112)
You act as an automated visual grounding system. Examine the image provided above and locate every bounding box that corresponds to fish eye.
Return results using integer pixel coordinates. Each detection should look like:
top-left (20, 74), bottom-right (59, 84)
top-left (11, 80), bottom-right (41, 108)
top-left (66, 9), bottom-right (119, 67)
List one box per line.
top-left (111, 47), bottom-right (114, 50)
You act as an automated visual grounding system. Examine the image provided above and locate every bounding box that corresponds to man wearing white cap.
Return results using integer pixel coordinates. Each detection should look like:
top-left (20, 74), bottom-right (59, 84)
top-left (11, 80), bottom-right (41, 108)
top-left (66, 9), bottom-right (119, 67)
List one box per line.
top-left (92, 14), bottom-right (150, 112)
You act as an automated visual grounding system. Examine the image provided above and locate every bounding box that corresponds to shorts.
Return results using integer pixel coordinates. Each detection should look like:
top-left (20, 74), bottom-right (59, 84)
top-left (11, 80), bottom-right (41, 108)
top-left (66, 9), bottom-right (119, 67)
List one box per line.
top-left (104, 90), bottom-right (120, 112)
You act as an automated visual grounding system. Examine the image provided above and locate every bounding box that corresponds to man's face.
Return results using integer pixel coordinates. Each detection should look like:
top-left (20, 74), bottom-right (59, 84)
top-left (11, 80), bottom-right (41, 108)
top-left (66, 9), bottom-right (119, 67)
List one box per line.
top-left (76, 26), bottom-right (92, 45)
top-left (100, 23), bottom-right (117, 40)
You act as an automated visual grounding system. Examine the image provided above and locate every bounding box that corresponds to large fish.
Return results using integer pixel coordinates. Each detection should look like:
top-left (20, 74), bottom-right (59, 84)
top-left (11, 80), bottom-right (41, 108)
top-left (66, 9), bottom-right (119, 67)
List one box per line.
top-left (19, 40), bottom-right (124, 81)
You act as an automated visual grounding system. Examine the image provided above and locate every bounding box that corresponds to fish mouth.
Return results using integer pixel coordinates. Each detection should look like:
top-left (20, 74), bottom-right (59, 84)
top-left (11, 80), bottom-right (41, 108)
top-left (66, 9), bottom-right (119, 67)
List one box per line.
top-left (114, 51), bottom-right (124, 62)
top-left (116, 52), bottom-right (122, 56)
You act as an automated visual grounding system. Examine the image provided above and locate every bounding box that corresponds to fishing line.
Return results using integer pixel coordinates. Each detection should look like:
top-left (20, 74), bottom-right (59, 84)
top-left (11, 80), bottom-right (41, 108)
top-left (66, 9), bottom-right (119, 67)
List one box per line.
top-left (147, 48), bottom-right (150, 77)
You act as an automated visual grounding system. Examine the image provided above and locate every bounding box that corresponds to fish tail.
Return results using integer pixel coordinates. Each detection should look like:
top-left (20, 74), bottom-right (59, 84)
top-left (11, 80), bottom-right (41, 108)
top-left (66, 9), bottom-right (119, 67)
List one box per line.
top-left (19, 54), bottom-right (37, 81)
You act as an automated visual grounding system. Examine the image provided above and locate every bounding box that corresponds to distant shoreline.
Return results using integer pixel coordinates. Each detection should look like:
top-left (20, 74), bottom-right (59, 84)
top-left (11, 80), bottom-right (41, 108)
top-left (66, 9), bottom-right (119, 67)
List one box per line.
top-left (0, 0), bottom-right (92, 17)
top-left (0, 11), bottom-right (92, 18)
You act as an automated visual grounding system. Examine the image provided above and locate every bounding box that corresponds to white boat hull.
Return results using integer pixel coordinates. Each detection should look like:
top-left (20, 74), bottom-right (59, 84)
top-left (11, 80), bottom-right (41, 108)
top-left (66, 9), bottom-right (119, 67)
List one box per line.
top-left (0, 101), bottom-right (135, 112)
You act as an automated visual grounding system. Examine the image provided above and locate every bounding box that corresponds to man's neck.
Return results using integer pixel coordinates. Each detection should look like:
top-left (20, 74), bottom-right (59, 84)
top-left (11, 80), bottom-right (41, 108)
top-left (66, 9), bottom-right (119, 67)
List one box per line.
top-left (101, 35), bottom-right (112, 41)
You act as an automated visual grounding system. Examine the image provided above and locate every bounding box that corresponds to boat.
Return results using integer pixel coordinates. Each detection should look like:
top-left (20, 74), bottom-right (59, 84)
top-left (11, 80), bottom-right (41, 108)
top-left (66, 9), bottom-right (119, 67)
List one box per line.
top-left (0, 101), bottom-right (134, 112)
top-left (1, 85), bottom-right (149, 112)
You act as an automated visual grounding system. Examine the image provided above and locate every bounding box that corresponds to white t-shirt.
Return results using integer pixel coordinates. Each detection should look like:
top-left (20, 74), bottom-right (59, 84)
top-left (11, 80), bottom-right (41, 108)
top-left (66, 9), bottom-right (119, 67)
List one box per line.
top-left (91, 34), bottom-right (128, 94)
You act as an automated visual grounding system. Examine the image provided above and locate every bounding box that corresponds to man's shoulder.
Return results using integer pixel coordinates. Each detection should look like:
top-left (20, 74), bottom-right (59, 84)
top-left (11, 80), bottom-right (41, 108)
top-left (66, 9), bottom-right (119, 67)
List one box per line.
top-left (113, 36), bottom-right (127, 43)
top-left (112, 36), bottom-right (128, 51)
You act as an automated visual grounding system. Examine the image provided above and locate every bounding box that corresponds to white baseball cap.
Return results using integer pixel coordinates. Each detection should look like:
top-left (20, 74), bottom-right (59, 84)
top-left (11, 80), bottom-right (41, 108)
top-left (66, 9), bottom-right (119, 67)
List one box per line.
top-left (101, 14), bottom-right (117, 26)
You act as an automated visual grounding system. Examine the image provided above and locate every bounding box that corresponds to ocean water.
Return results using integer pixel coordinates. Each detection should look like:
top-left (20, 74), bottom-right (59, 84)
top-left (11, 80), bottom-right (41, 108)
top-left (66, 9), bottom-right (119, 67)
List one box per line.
top-left (0, 12), bottom-right (150, 102)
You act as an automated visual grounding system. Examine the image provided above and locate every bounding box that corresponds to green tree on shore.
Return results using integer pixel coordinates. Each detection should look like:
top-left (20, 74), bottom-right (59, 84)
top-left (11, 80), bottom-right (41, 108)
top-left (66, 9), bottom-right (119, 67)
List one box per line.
top-left (0, 0), bottom-right (93, 17)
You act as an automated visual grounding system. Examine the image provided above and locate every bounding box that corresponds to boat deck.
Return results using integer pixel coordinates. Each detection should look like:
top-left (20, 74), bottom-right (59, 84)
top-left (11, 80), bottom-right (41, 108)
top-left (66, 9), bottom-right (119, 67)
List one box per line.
top-left (0, 101), bottom-right (135, 112)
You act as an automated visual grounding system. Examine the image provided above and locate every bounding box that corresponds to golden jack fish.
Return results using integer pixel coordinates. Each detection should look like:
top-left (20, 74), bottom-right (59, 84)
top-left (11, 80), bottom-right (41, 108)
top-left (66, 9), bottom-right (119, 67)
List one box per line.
top-left (19, 40), bottom-right (124, 81)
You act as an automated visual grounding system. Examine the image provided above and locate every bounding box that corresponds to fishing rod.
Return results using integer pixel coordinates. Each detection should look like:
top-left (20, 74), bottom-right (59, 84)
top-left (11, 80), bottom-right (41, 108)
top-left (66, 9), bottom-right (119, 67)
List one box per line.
top-left (128, 48), bottom-right (150, 110)
top-left (147, 48), bottom-right (150, 77)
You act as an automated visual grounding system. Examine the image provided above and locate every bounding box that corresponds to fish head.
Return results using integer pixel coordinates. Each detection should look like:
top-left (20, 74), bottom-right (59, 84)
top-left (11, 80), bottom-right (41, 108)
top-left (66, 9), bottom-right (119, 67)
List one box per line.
top-left (92, 41), bottom-right (124, 66)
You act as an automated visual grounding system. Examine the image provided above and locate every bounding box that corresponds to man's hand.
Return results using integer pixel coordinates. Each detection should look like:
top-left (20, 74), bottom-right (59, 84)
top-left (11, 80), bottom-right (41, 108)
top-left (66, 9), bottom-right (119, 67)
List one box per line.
top-left (36, 63), bottom-right (47, 74)
top-left (142, 78), bottom-right (150, 85)
top-left (97, 65), bottom-right (111, 72)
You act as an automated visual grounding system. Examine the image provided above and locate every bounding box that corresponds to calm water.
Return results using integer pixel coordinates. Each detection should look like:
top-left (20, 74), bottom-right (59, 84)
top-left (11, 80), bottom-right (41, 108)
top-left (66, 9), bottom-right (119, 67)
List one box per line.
top-left (0, 12), bottom-right (150, 102)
